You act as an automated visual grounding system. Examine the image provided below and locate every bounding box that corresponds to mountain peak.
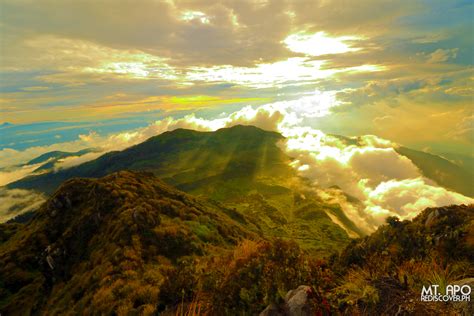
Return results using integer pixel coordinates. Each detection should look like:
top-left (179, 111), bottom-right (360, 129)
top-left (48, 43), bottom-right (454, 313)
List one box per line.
top-left (0, 122), bottom-right (13, 128)
top-left (215, 124), bottom-right (283, 137)
top-left (9, 125), bottom-right (291, 194)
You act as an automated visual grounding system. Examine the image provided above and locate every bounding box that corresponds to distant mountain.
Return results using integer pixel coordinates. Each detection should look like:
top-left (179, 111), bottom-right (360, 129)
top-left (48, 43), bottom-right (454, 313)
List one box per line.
top-left (26, 148), bottom-right (95, 165)
top-left (9, 125), bottom-right (472, 242)
top-left (7, 126), bottom-right (356, 253)
top-left (10, 125), bottom-right (293, 195)
top-left (438, 151), bottom-right (474, 171)
top-left (331, 134), bottom-right (473, 197)
top-left (0, 122), bottom-right (14, 128)
top-left (395, 146), bottom-right (474, 197)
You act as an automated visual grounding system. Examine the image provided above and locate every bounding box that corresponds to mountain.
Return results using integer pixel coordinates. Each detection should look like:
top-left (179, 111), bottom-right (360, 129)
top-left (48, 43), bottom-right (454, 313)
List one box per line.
top-left (0, 122), bottom-right (14, 128)
top-left (26, 149), bottom-right (96, 166)
top-left (438, 151), bottom-right (474, 171)
top-left (0, 171), bottom-right (259, 314)
top-left (7, 125), bottom-right (359, 251)
top-left (1, 171), bottom-right (471, 314)
top-left (9, 125), bottom-right (293, 195)
top-left (395, 146), bottom-right (474, 197)
top-left (10, 125), bottom-right (471, 244)
top-left (331, 134), bottom-right (473, 197)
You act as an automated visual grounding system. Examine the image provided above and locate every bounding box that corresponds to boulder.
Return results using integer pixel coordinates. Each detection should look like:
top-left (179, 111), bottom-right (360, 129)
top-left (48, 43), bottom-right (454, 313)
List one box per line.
top-left (259, 303), bottom-right (286, 316)
top-left (260, 285), bottom-right (313, 316)
top-left (285, 286), bottom-right (313, 316)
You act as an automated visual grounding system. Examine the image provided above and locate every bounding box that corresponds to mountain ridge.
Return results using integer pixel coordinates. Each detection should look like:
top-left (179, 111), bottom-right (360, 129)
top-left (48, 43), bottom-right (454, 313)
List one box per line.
top-left (0, 170), bottom-right (260, 314)
top-left (1, 170), bottom-right (471, 314)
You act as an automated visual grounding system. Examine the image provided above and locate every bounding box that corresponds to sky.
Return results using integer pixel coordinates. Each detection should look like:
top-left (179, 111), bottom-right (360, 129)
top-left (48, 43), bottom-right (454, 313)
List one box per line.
top-left (0, 0), bottom-right (472, 156)
top-left (0, 0), bottom-right (473, 226)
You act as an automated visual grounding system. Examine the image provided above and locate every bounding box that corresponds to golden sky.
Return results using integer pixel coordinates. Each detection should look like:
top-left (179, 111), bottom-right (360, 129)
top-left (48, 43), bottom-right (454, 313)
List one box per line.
top-left (0, 0), bottom-right (473, 155)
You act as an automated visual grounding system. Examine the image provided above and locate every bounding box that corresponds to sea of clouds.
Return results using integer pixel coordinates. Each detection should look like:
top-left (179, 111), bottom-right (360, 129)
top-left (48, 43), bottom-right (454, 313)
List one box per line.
top-left (0, 91), bottom-right (472, 228)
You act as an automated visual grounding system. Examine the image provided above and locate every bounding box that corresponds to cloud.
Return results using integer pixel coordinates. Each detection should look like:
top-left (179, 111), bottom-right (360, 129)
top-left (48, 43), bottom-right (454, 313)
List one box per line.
top-left (448, 114), bottom-right (474, 143)
top-left (0, 188), bottom-right (46, 223)
top-left (363, 178), bottom-right (472, 227)
top-left (0, 0), bottom-right (293, 68)
top-left (284, 31), bottom-right (362, 56)
top-left (53, 152), bottom-right (105, 171)
top-left (279, 125), bottom-right (473, 232)
top-left (0, 163), bottom-right (45, 186)
top-left (2, 92), bottom-right (472, 232)
top-left (427, 48), bottom-right (459, 63)
top-left (283, 127), bottom-right (416, 197)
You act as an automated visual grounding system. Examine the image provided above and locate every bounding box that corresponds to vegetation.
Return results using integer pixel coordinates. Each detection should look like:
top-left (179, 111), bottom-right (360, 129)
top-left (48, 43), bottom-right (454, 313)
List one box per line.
top-left (2, 147), bottom-right (472, 314)
top-left (8, 125), bottom-right (357, 255)
top-left (0, 171), bottom-right (258, 314)
top-left (331, 204), bottom-right (473, 315)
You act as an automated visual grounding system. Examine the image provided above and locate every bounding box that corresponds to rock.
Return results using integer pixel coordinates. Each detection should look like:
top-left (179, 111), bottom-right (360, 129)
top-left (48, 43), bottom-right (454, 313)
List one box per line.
top-left (48, 194), bottom-right (73, 217)
top-left (425, 209), bottom-right (440, 227)
top-left (259, 303), bottom-right (286, 316)
top-left (260, 285), bottom-right (313, 316)
top-left (285, 285), bottom-right (313, 316)
top-left (46, 255), bottom-right (55, 270)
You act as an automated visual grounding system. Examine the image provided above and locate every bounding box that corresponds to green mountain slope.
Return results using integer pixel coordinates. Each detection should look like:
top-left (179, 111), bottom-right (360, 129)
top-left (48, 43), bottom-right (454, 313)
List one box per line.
top-left (0, 171), bottom-right (259, 314)
top-left (395, 146), bottom-right (474, 197)
top-left (2, 172), bottom-right (471, 315)
top-left (7, 125), bottom-right (359, 248)
top-left (9, 125), bottom-right (293, 195)
top-left (0, 171), bottom-right (350, 315)
top-left (26, 149), bottom-right (95, 165)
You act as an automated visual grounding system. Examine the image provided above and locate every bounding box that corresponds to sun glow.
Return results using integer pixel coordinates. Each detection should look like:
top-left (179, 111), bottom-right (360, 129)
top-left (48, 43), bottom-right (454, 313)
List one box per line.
top-left (181, 11), bottom-right (210, 24)
top-left (284, 31), bottom-right (362, 56)
top-left (187, 58), bottom-right (334, 88)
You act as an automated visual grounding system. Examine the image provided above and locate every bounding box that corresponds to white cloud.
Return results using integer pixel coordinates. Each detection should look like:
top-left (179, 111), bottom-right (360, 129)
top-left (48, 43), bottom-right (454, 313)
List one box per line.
top-left (0, 188), bottom-right (46, 223)
top-left (362, 178), bottom-right (472, 227)
top-left (2, 91), bottom-right (472, 232)
top-left (53, 152), bottom-right (104, 171)
top-left (0, 163), bottom-right (45, 186)
top-left (181, 11), bottom-right (210, 24)
top-left (186, 57), bottom-right (383, 88)
top-left (284, 31), bottom-right (362, 56)
top-left (281, 126), bottom-right (473, 232)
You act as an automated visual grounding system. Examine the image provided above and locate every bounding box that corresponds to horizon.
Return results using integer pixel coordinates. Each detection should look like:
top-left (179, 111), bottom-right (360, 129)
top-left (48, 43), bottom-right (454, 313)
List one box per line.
top-left (0, 0), bottom-right (473, 159)
top-left (1, 0), bottom-right (473, 228)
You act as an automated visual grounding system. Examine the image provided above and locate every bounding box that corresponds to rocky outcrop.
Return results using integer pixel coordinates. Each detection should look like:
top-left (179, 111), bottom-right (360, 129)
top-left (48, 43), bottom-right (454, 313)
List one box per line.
top-left (260, 285), bottom-right (314, 316)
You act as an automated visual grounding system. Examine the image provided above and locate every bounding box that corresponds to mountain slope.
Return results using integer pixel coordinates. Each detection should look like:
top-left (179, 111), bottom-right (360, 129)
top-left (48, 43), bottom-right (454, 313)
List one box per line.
top-left (330, 134), bottom-right (473, 197)
top-left (7, 125), bottom-right (357, 250)
top-left (26, 149), bottom-right (95, 165)
top-left (395, 146), bottom-right (474, 197)
top-left (0, 171), bottom-right (259, 314)
top-left (1, 171), bottom-right (471, 314)
top-left (9, 125), bottom-right (293, 195)
top-left (333, 204), bottom-right (474, 315)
